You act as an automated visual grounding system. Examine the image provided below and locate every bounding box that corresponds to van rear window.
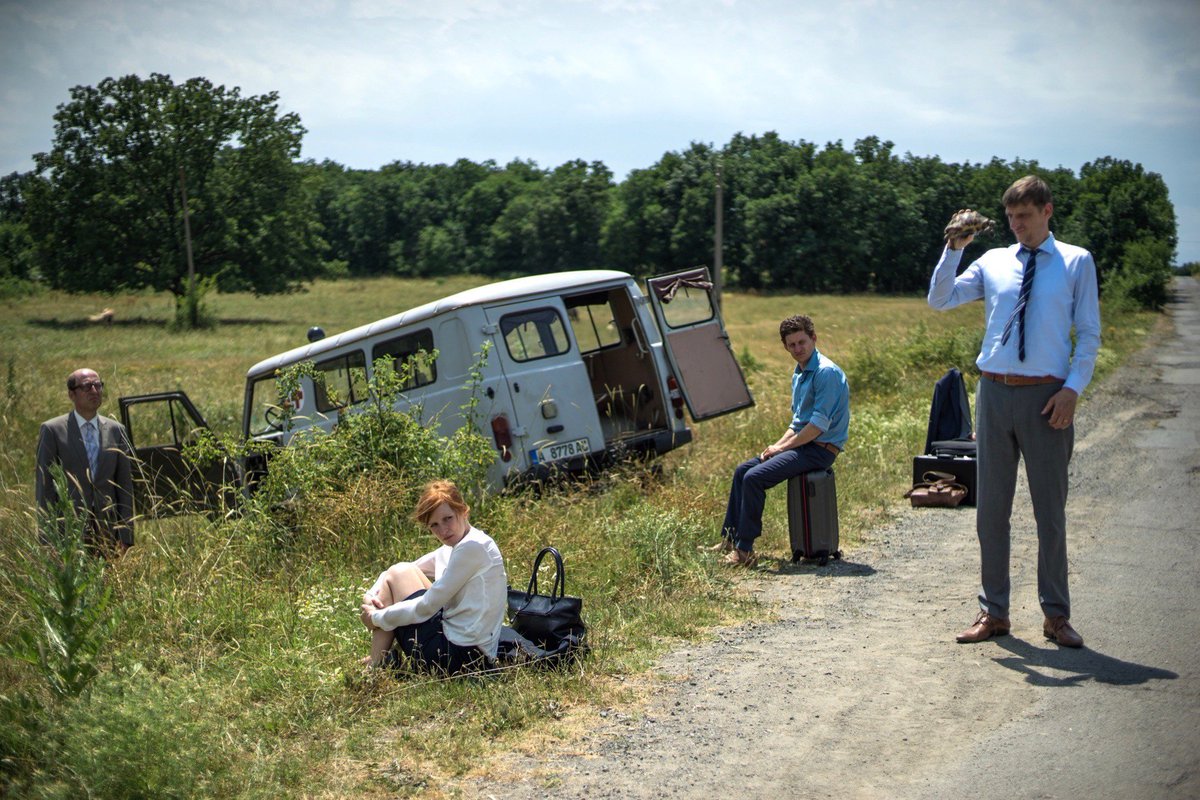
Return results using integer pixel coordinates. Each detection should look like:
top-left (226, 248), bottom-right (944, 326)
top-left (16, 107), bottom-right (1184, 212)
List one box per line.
top-left (657, 284), bottom-right (715, 328)
top-left (500, 308), bottom-right (571, 362)
top-left (372, 329), bottom-right (437, 390)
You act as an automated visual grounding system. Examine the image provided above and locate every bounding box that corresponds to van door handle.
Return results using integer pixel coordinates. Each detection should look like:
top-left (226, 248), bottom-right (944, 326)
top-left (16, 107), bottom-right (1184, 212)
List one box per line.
top-left (486, 387), bottom-right (495, 399)
top-left (513, 382), bottom-right (520, 393)
top-left (547, 424), bottom-right (564, 434)
top-left (630, 321), bottom-right (648, 357)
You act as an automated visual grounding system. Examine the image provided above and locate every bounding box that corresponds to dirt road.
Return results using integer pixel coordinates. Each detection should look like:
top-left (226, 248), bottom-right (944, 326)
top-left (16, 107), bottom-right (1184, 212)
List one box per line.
top-left (475, 278), bottom-right (1200, 800)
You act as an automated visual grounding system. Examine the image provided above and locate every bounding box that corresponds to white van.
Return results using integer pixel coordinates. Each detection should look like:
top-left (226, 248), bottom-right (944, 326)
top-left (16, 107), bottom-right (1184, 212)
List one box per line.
top-left (119, 267), bottom-right (753, 506)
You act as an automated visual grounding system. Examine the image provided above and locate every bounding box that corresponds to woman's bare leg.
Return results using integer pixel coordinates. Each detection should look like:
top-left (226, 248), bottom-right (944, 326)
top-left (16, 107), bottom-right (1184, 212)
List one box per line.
top-left (366, 563), bottom-right (432, 666)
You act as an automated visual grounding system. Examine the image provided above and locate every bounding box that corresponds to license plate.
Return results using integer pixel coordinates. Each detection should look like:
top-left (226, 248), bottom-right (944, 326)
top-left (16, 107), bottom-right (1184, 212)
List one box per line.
top-left (532, 436), bottom-right (591, 464)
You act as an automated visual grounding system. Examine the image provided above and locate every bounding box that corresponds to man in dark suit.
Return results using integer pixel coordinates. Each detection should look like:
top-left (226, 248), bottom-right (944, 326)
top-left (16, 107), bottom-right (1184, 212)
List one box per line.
top-left (36, 368), bottom-right (136, 552)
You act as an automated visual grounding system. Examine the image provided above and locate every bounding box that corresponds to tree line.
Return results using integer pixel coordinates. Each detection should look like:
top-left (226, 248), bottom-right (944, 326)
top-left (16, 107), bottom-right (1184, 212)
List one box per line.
top-left (0, 74), bottom-right (1181, 314)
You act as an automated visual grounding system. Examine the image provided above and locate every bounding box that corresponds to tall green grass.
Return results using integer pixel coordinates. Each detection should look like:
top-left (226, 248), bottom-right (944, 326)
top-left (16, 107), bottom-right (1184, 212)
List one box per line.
top-left (0, 277), bottom-right (1156, 797)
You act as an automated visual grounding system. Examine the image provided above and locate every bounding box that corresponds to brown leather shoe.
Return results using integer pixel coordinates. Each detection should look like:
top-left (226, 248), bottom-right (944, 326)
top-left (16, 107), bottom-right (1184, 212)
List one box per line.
top-left (1043, 615), bottom-right (1083, 648)
top-left (956, 611), bottom-right (1011, 643)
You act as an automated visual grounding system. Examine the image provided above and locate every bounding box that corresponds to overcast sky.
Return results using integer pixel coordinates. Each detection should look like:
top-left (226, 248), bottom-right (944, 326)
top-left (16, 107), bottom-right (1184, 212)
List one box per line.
top-left (3, 0), bottom-right (1199, 263)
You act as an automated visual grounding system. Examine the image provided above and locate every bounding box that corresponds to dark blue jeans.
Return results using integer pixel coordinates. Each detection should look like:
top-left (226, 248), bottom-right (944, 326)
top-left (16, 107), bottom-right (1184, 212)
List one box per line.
top-left (721, 444), bottom-right (837, 552)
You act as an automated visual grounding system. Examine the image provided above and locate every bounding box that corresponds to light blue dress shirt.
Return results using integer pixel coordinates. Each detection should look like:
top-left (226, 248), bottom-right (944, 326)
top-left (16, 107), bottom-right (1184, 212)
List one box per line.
top-left (790, 349), bottom-right (850, 449)
top-left (927, 233), bottom-right (1101, 396)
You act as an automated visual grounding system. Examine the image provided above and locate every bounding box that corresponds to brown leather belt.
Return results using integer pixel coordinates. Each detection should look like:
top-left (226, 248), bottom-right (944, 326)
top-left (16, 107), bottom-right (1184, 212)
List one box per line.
top-left (981, 371), bottom-right (1063, 386)
top-left (814, 441), bottom-right (840, 455)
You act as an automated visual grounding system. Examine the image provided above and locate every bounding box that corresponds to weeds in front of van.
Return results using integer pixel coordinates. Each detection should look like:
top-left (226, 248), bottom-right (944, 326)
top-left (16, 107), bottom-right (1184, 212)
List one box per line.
top-left (0, 281), bottom-right (1160, 798)
top-left (252, 356), bottom-right (494, 504)
top-left (3, 467), bottom-right (115, 701)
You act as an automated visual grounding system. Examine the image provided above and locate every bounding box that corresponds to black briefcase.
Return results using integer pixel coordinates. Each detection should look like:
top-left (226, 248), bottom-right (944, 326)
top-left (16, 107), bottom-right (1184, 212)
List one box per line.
top-left (912, 454), bottom-right (977, 506)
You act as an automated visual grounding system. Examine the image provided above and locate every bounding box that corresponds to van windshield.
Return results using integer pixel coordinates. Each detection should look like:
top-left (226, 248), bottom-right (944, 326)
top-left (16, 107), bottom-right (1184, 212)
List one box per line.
top-left (247, 375), bottom-right (281, 436)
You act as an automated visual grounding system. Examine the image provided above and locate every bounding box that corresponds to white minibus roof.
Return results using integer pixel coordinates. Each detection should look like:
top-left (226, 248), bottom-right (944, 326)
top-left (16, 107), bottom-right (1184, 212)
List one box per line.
top-left (245, 269), bottom-right (634, 379)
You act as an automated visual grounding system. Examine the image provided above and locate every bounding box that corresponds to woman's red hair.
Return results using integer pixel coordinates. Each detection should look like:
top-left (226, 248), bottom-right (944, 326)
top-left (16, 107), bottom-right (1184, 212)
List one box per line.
top-left (413, 480), bottom-right (469, 526)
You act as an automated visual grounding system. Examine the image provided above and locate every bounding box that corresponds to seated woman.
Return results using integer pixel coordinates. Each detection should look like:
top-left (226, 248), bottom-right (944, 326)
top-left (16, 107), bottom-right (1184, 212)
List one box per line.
top-left (359, 480), bottom-right (507, 674)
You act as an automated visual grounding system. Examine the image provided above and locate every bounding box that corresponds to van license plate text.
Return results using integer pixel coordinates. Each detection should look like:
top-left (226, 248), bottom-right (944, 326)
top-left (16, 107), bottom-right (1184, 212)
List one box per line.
top-left (533, 437), bottom-right (590, 464)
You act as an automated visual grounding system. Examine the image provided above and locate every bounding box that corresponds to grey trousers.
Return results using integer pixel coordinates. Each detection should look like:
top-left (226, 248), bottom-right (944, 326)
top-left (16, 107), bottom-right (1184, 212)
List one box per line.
top-left (975, 378), bottom-right (1074, 619)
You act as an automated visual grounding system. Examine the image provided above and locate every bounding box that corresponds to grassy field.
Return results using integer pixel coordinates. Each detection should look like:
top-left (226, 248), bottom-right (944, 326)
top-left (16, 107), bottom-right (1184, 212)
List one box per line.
top-left (0, 277), bottom-right (1153, 798)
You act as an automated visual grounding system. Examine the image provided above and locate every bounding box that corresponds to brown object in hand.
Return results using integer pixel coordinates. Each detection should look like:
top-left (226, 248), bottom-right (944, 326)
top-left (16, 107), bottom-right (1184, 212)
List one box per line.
top-left (943, 208), bottom-right (996, 244)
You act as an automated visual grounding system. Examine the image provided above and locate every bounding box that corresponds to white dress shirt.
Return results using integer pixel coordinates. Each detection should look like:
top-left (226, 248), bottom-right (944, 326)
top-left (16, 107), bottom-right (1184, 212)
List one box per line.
top-left (369, 526), bottom-right (507, 658)
top-left (928, 233), bottom-right (1101, 396)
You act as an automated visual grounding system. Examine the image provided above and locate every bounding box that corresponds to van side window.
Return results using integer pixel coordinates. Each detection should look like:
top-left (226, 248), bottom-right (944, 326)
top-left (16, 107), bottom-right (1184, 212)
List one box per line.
top-left (500, 308), bottom-right (571, 362)
top-left (565, 293), bottom-right (621, 354)
top-left (314, 351), bottom-right (368, 412)
top-left (372, 329), bottom-right (437, 390)
top-left (658, 284), bottom-right (715, 328)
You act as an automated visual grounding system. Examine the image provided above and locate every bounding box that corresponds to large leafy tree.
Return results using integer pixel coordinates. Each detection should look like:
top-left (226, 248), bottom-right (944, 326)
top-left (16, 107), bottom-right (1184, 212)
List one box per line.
top-left (1059, 157), bottom-right (1176, 298)
top-left (24, 73), bottom-right (322, 299)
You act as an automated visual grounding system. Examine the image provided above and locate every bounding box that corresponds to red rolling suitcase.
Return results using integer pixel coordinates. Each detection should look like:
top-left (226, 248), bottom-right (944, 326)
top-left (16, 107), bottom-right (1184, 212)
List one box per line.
top-left (787, 468), bottom-right (840, 565)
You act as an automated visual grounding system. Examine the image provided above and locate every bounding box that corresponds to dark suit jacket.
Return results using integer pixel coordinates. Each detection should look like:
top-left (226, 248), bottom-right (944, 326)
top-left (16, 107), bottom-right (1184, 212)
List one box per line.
top-left (924, 367), bottom-right (973, 454)
top-left (36, 412), bottom-right (136, 546)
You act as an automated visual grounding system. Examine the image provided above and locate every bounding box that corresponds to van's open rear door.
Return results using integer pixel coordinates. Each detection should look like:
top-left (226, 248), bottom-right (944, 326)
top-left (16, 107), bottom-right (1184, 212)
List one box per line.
top-left (645, 267), bottom-right (754, 420)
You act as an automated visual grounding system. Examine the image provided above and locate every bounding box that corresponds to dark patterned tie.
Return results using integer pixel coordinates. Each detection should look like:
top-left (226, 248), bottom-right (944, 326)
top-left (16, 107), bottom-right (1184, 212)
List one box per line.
top-left (1001, 247), bottom-right (1037, 361)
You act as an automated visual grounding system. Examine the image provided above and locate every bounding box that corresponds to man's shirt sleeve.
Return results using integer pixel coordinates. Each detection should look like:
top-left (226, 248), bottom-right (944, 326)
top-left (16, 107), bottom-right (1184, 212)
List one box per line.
top-left (928, 246), bottom-right (983, 310)
top-left (1065, 252), bottom-right (1102, 395)
top-left (370, 540), bottom-right (488, 631)
top-left (806, 368), bottom-right (840, 433)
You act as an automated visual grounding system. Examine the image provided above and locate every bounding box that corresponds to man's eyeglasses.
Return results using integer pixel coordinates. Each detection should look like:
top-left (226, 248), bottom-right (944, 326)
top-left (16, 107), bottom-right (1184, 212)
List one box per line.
top-left (72, 381), bottom-right (104, 392)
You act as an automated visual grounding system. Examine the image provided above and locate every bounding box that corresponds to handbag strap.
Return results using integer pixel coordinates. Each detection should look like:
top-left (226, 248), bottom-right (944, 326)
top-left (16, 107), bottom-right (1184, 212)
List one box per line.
top-left (906, 474), bottom-right (967, 497)
top-left (526, 546), bottom-right (566, 600)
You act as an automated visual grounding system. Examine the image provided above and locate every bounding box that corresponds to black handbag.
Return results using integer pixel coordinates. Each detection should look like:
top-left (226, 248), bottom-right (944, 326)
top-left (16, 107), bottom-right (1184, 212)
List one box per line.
top-left (506, 546), bottom-right (587, 661)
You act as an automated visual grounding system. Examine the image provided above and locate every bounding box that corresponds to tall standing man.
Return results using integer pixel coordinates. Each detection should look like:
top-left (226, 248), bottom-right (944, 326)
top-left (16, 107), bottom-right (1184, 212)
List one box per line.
top-left (929, 175), bottom-right (1101, 647)
top-left (712, 315), bottom-right (850, 567)
top-left (36, 368), bottom-right (136, 552)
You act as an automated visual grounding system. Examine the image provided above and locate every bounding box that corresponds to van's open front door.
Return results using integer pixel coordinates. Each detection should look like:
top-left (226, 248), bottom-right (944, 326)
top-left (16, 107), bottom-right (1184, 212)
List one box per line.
top-left (645, 267), bottom-right (754, 420)
top-left (118, 392), bottom-right (239, 517)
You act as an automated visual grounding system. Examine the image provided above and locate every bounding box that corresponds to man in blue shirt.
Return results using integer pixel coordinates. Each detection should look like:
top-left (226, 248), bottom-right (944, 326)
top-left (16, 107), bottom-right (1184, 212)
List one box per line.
top-left (712, 315), bottom-right (850, 567)
top-left (929, 175), bottom-right (1101, 648)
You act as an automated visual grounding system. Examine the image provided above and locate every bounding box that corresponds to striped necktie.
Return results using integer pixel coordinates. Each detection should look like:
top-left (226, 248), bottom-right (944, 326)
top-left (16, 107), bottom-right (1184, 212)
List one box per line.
top-left (1001, 247), bottom-right (1038, 361)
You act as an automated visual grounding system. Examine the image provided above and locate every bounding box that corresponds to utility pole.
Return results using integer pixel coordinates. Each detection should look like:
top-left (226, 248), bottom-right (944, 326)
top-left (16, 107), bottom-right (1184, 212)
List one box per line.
top-left (713, 159), bottom-right (724, 311)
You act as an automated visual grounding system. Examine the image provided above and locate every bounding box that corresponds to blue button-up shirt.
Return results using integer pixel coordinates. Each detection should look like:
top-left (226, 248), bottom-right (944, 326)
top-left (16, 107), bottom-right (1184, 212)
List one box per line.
top-left (927, 233), bottom-right (1101, 396)
top-left (790, 349), bottom-right (850, 449)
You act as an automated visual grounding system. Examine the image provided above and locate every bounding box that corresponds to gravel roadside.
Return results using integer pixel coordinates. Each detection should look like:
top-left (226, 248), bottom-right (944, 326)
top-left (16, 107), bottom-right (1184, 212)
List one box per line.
top-left (471, 277), bottom-right (1200, 800)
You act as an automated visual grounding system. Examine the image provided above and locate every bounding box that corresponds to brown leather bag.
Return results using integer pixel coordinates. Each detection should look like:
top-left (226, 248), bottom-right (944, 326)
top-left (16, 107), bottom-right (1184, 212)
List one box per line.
top-left (905, 470), bottom-right (968, 508)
